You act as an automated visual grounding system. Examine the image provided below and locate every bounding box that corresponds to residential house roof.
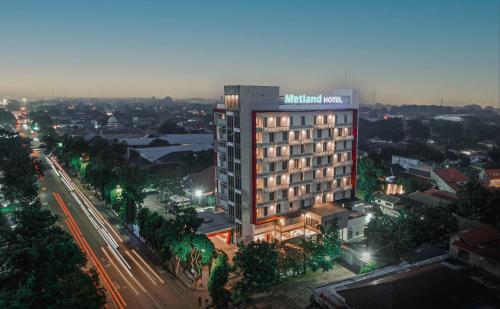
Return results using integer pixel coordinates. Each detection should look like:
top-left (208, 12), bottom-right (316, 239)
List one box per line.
top-left (485, 168), bottom-right (500, 180)
top-left (452, 225), bottom-right (500, 263)
top-left (433, 167), bottom-right (468, 192)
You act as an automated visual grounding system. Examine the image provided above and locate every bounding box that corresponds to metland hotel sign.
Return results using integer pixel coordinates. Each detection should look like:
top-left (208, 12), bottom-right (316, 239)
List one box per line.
top-left (283, 94), bottom-right (345, 104)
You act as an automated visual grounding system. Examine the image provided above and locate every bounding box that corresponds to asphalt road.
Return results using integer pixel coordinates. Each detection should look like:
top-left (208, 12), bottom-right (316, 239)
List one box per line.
top-left (37, 150), bottom-right (205, 309)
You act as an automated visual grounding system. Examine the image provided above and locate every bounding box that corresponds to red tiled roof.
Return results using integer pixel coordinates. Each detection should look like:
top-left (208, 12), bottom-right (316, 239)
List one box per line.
top-left (422, 188), bottom-right (458, 201)
top-left (485, 169), bottom-right (500, 180)
top-left (434, 168), bottom-right (468, 183)
top-left (453, 225), bottom-right (500, 262)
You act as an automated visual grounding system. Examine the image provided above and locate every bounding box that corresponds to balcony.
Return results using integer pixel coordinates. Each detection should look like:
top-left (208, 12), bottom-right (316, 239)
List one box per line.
top-left (289, 138), bottom-right (313, 145)
top-left (216, 193), bottom-right (228, 208)
top-left (260, 126), bottom-right (290, 132)
top-left (335, 135), bottom-right (354, 141)
top-left (216, 168), bottom-right (228, 182)
top-left (313, 176), bottom-right (334, 183)
top-left (313, 150), bottom-right (335, 156)
top-left (314, 123), bottom-right (335, 129)
top-left (259, 155), bottom-right (290, 162)
top-left (334, 160), bottom-right (353, 167)
top-left (334, 147), bottom-right (353, 153)
top-left (215, 141), bottom-right (226, 153)
top-left (289, 165), bottom-right (313, 174)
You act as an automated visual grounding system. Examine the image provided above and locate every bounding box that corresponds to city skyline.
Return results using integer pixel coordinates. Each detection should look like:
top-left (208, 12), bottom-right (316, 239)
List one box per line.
top-left (1, 0), bottom-right (499, 106)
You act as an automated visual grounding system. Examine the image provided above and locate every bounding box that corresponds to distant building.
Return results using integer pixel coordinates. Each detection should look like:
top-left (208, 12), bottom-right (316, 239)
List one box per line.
top-left (184, 165), bottom-right (215, 197)
top-left (450, 225), bottom-right (500, 277)
top-left (479, 168), bottom-right (500, 188)
top-left (342, 210), bottom-right (367, 242)
top-left (431, 167), bottom-right (468, 194)
top-left (434, 115), bottom-right (464, 122)
top-left (107, 115), bottom-right (120, 128)
top-left (391, 155), bottom-right (432, 178)
top-left (129, 144), bottom-right (212, 164)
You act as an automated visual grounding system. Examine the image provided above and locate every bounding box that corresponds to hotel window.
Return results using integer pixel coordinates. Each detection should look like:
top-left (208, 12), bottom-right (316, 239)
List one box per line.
top-left (328, 129), bottom-right (332, 137)
top-left (269, 132), bottom-right (275, 142)
top-left (347, 152), bottom-right (352, 160)
top-left (276, 147), bottom-right (281, 156)
top-left (263, 177), bottom-right (268, 187)
top-left (336, 178), bottom-right (341, 188)
top-left (323, 115), bottom-right (328, 124)
top-left (301, 116), bottom-right (306, 125)
top-left (338, 129), bottom-right (342, 137)
top-left (306, 184), bottom-right (311, 194)
top-left (328, 155), bottom-right (332, 164)
top-left (294, 187), bottom-right (299, 196)
top-left (294, 130), bottom-right (300, 140)
top-left (290, 116), bottom-right (294, 126)
top-left (263, 117), bottom-right (268, 127)
top-left (263, 148), bottom-right (268, 158)
top-left (337, 153), bottom-right (342, 162)
top-left (263, 207), bottom-right (268, 217)
top-left (234, 116), bottom-right (240, 128)
top-left (294, 159), bottom-right (299, 168)
top-left (317, 129), bottom-right (322, 138)
top-left (235, 132), bottom-right (240, 144)
top-left (327, 181), bottom-right (332, 190)
top-left (344, 114), bottom-right (348, 123)
top-left (276, 175), bottom-right (281, 185)
top-left (282, 161), bottom-right (288, 170)
top-left (235, 147), bottom-right (241, 160)
top-left (306, 157), bottom-right (311, 166)
top-left (343, 166), bottom-right (346, 174)
top-left (276, 116), bottom-right (281, 127)
top-left (323, 142), bottom-right (327, 151)
top-left (316, 183), bottom-right (321, 192)
top-left (269, 192), bottom-right (275, 200)
top-left (300, 172), bottom-right (304, 181)
top-left (316, 157), bottom-right (322, 165)
top-left (301, 144), bottom-right (305, 153)
top-left (282, 132), bottom-right (288, 141)
top-left (276, 203), bottom-right (281, 214)
top-left (236, 177), bottom-right (241, 190)
top-left (300, 199), bottom-right (305, 208)
top-left (306, 130), bottom-right (311, 139)
top-left (290, 146), bottom-right (294, 155)
top-left (348, 127), bottom-right (352, 135)
top-left (322, 194), bottom-right (327, 203)
top-left (343, 141), bottom-right (347, 149)
top-left (270, 162), bottom-right (275, 172)
top-left (323, 168), bottom-right (327, 177)
top-left (282, 190), bottom-right (287, 199)
top-left (314, 115), bottom-right (317, 125)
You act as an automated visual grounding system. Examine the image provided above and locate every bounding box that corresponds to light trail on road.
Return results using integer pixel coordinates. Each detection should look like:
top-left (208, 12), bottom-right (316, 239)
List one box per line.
top-left (53, 192), bottom-right (126, 309)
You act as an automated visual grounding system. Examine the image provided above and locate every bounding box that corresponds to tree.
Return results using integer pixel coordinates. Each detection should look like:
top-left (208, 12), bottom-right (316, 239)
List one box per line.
top-left (359, 262), bottom-right (377, 274)
top-left (0, 110), bottom-right (16, 128)
top-left (300, 225), bottom-right (342, 273)
top-left (455, 174), bottom-right (491, 220)
top-left (407, 119), bottom-right (430, 141)
top-left (405, 203), bottom-right (458, 245)
top-left (233, 241), bottom-right (279, 293)
top-left (208, 253), bottom-right (230, 308)
top-left (357, 157), bottom-right (384, 201)
top-left (0, 202), bottom-right (105, 308)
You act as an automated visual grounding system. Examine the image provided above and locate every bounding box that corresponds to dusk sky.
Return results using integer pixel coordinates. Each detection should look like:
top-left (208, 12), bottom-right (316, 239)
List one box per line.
top-left (1, 0), bottom-right (498, 106)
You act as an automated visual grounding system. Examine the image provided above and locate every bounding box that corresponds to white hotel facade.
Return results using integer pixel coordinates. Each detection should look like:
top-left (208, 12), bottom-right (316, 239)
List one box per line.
top-left (214, 85), bottom-right (359, 244)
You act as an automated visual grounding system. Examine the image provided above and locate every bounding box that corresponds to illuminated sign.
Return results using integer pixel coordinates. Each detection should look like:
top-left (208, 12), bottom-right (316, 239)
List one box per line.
top-left (283, 94), bottom-right (344, 104)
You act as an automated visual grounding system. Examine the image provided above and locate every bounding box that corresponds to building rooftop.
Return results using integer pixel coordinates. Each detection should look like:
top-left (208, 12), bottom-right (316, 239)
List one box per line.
top-left (422, 188), bottom-right (458, 201)
top-left (164, 133), bottom-right (213, 145)
top-left (132, 144), bottom-right (212, 163)
top-left (452, 225), bottom-right (500, 263)
top-left (373, 192), bottom-right (402, 204)
top-left (433, 167), bottom-right (468, 183)
top-left (312, 261), bottom-right (499, 309)
top-left (197, 210), bottom-right (233, 235)
top-left (304, 203), bottom-right (349, 217)
top-left (404, 191), bottom-right (449, 206)
top-left (183, 165), bottom-right (215, 194)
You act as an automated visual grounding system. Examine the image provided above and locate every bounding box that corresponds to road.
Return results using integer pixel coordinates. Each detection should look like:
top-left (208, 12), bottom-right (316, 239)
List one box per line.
top-left (36, 149), bottom-right (205, 309)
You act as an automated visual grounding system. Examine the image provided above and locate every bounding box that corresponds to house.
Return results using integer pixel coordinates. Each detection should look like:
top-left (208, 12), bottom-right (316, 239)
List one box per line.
top-left (372, 192), bottom-right (405, 216)
top-left (403, 191), bottom-right (450, 206)
top-left (479, 168), bottom-right (500, 188)
top-left (391, 155), bottom-right (433, 178)
top-left (342, 211), bottom-right (367, 242)
top-left (450, 225), bottom-right (500, 276)
top-left (431, 167), bottom-right (468, 194)
top-left (183, 165), bottom-right (215, 197)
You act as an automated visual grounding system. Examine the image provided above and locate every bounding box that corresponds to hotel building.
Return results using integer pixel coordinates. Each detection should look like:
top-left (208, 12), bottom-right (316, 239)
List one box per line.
top-left (214, 85), bottom-right (359, 243)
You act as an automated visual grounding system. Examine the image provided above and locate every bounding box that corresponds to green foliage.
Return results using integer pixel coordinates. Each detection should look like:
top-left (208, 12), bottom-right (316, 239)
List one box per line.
top-left (300, 225), bottom-right (342, 273)
top-left (359, 262), bottom-right (378, 274)
top-left (0, 110), bottom-right (16, 128)
top-left (455, 175), bottom-right (500, 229)
top-left (0, 200), bottom-right (105, 308)
top-left (233, 241), bottom-right (279, 293)
top-left (0, 129), bottom-right (38, 202)
top-left (406, 119), bottom-right (430, 141)
top-left (365, 203), bottom-right (458, 260)
top-left (208, 253), bottom-right (230, 308)
top-left (357, 157), bottom-right (384, 201)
